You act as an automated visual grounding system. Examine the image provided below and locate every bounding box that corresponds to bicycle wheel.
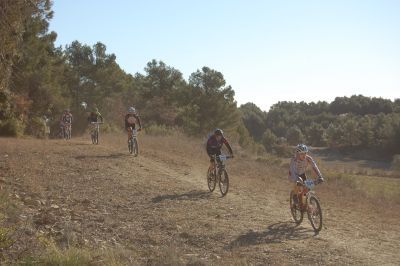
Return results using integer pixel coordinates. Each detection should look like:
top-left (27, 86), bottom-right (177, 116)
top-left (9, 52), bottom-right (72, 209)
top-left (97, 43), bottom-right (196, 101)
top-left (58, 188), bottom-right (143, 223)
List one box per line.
top-left (307, 195), bottom-right (322, 233)
top-left (67, 127), bottom-right (71, 139)
top-left (128, 139), bottom-right (133, 154)
top-left (207, 168), bottom-right (216, 192)
top-left (133, 138), bottom-right (138, 156)
top-left (219, 169), bottom-right (229, 197)
top-left (290, 191), bottom-right (303, 224)
top-left (91, 132), bottom-right (95, 144)
top-left (95, 130), bottom-right (99, 144)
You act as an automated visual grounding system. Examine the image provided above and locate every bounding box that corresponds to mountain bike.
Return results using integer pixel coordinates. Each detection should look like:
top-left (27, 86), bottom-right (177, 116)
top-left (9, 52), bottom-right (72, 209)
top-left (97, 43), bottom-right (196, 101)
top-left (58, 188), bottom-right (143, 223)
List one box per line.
top-left (207, 154), bottom-right (232, 197)
top-left (127, 127), bottom-right (139, 156)
top-left (90, 122), bottom-right (103, 144)
top-left (290, 179), bottom-right (323, 233)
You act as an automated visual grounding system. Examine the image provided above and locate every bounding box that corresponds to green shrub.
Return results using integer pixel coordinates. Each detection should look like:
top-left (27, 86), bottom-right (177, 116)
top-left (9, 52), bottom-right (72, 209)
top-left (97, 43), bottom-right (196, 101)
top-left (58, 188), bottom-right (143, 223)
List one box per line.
top-left (0, 227), bottom-right (14, 251)
top-left (391, 155), bottom-right (400, 171)
top-left (28, 116), bottom-right (47, 138)
top-left (0, 117), bottom-right (25, 137)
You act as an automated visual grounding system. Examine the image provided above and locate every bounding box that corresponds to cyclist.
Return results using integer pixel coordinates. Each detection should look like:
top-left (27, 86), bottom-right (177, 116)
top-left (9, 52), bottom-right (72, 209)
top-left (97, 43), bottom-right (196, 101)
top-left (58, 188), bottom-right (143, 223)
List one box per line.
top-left (289, 144), bottom-right (324, 204)
top-left (206, 128), bottom-right (234, 171)
top-left (60, 109), bottom-right (73, 138)
top-left (124, 107), bottom-right (142, 141)
top-left (88, 107), bottom-right (103, 123)
top-left (87, 107), bottom-right (103, 136)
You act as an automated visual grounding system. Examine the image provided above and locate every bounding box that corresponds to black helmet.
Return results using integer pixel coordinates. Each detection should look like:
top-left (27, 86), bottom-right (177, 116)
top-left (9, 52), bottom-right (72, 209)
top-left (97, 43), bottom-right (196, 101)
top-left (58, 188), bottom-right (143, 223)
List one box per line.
top-left (214, 128), bottom-right (224, 136)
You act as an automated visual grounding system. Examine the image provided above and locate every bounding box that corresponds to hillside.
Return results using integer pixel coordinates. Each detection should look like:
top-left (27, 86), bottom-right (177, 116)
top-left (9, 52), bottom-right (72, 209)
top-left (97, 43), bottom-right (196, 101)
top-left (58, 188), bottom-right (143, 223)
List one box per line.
top-left (1, 134), bottom-right (399, 265)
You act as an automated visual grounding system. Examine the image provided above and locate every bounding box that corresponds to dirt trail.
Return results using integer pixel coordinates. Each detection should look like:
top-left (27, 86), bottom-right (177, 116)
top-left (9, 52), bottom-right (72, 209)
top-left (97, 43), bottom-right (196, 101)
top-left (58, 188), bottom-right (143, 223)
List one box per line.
top-left (1, 135), bottom-right (399, 265)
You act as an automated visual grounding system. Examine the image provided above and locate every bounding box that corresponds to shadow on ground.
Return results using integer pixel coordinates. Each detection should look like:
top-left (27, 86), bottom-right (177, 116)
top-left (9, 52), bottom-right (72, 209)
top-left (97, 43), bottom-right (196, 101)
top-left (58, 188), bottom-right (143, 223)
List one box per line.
top-left (152, 190), bottom-right (211, 203)
top-left (226, 221), bottom-right (315, 250)
top-left (75, 153), bottom-right (127, 160)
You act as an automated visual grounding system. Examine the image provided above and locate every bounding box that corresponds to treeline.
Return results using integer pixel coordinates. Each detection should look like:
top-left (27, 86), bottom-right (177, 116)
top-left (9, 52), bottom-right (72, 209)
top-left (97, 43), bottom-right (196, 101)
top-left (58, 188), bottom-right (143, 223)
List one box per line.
top-left (0, 0), bottom-right (248, 143)
top-left (240, 96), bottom-right (400, 155)
top-left (1, 1), bottom-right (399, 156)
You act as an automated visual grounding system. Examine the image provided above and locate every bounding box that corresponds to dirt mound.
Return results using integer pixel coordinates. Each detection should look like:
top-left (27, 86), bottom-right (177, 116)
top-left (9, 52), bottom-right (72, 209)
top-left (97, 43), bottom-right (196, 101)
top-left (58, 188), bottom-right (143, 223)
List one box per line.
top-left (1, 135), bottom-right (399, 264)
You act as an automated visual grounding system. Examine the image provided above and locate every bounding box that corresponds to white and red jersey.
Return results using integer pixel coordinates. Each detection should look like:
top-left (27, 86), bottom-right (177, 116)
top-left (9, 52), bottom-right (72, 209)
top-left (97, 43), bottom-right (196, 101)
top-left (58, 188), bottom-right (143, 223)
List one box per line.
top-left (288, 154), bottom-right (322, 182)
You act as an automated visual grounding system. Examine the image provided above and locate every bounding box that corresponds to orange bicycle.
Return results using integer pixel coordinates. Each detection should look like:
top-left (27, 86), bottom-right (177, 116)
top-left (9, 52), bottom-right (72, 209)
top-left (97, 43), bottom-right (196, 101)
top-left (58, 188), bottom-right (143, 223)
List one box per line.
top-left (290, 179), bottom-right (323, 233)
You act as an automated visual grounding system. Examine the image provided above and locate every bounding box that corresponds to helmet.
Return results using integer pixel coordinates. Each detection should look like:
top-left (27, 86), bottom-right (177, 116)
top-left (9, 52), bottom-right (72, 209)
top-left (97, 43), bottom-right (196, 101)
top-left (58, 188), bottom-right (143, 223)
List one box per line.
top-left (296, 144), bottom-right (308, 154)
top-left (80, 102), bottom-right (87, 110)
top-left (128, 107), bottom-right (136, 114)
top-left (214, 128), bottom-right (224, 136)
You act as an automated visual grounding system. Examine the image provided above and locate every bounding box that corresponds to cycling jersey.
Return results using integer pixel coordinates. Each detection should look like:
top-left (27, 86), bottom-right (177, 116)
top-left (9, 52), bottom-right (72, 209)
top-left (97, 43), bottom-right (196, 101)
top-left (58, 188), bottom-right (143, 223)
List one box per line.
top-left (88, 111), bottom-right (103, 123)
top-left (125, 113), bottom-right (142, 130)
top-left (61, 113), bottom-right (73, 124)
top-left (288, 155), bottom-right (322, 182)
top-left (206, 135), bottom-right (233, 156)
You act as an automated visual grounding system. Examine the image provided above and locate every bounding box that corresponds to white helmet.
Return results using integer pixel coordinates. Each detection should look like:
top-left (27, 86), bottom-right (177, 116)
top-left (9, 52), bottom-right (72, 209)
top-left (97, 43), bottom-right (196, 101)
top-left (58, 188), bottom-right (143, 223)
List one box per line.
top-left (80, 101), bottom-right (87, 110)
top-left (128, 107), bottom-right (136, 114)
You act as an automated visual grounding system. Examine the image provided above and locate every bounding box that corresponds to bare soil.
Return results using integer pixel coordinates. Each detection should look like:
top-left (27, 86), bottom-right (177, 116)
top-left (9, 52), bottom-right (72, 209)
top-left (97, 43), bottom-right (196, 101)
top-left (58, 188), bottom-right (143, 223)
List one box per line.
top-left (1, 134), bottom-right (399, 265)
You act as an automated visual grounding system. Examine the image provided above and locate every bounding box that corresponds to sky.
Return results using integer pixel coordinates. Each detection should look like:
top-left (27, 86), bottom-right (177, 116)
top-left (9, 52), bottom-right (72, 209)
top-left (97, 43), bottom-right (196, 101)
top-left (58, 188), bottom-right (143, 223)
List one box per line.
top-left (49, 0), bottom-right (400, 111)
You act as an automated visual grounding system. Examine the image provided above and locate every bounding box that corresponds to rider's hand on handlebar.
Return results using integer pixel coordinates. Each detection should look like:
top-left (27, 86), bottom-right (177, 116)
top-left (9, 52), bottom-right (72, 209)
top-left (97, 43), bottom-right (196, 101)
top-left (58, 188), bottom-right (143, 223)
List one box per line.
top-left (317, 176), bottom-right (325, 184)
top-left (138, 128), bottom-right (142, 131)
top-left (296, 176), bottom-right (303, 185)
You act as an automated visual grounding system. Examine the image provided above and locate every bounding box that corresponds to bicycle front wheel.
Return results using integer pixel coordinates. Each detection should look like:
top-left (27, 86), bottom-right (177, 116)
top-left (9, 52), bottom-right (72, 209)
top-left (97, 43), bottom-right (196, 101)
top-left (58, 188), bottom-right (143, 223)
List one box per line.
top-left (128, 139), bottom-right (133, 154)
top-left (290, 191), bottom-right (303, 224)
top-left (219, 169), bottom-right (229, 197)
top-left (95, 130), bottom-right (99, 144)
top-left (307, 195), bottom-right (322, 233)
top-left (207, 168), bottom-right (216, 192)
top-left (133, 138), bottom-right (138, 156)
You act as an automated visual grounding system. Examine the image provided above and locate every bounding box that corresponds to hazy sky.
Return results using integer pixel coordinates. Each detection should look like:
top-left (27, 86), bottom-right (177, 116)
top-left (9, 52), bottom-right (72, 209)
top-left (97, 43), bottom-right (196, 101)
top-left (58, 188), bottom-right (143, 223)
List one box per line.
top-left (50, 0), bottom-right (400, 111)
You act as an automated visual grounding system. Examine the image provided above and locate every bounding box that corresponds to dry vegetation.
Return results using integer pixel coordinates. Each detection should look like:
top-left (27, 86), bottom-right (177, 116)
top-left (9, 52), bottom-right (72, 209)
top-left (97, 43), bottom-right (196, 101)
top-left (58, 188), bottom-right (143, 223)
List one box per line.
top-left (0, 133), bottom-right (399, 265)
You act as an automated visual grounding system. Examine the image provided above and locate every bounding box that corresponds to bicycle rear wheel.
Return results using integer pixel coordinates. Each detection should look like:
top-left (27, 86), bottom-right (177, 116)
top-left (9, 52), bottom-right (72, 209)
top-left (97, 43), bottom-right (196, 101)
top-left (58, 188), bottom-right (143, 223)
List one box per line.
top-left (207, 168), bottom-right (216, 192)
top-left (91, 132), bottom-right (95, 144)
top-left (307, 195), bottom-right (322, 233)
top-left (290, 191), bottom-right (303, 224)
top-left (219, 169), bottom-right (229, 197)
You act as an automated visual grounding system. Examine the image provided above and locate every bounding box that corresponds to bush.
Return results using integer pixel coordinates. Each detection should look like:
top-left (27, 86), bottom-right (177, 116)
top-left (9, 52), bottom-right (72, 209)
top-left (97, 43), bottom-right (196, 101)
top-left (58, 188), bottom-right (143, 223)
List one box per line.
top-left (27, 116), bottom-right (48, 138)
top-left (0, 117), bottom-right (25, 137)
top-left (392, 155), bottom-right (400, 171)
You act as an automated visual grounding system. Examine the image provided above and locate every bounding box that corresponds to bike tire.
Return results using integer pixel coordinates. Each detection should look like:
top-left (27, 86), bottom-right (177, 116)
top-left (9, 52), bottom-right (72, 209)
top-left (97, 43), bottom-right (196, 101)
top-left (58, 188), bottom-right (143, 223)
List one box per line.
top-left (219, 169), bottom-right (229, 197)
top-left (290, 191), bottom-right (303, 224)
top-left (128, 139), bottom-right (133, 154)
top-left (207, 168), bottom-right (216, 192)
top-left (95, 130), bottom-right (99, 144)
top-left (307, 195), bottom-right (323, 233)
top-left (133, 138), bottom-right (138, 156)
top-left (67, 127), bottom-right (71, 139)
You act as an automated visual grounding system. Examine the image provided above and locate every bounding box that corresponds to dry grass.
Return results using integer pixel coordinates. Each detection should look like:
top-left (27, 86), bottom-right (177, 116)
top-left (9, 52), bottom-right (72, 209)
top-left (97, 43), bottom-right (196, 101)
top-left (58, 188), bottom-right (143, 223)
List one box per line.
top-left (1, 135), bottom-right (400, 265)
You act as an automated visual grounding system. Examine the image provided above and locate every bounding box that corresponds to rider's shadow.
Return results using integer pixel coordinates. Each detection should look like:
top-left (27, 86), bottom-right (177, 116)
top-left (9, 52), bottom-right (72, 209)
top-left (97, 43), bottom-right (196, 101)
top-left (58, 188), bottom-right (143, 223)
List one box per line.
top-left (226, 221), bottom-right (314, 250)
top-left (75, 153), bottom-right (127, 160)
top-left (151, 190), bottom-right (212, 203)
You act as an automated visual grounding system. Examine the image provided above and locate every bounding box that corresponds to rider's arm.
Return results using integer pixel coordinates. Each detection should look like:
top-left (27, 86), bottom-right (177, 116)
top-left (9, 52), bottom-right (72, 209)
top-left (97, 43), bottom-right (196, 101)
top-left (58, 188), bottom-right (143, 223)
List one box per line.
top-left (124, 115), bottom-right (129, 130)
top-left (136, 115), bottom-right (142, 129)
top-left (289, 157), bottom-right (300, 183)
top-left (222, 138), bottom-right (233, 155)
top-left (306, 155), bottom-right (322, 178)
